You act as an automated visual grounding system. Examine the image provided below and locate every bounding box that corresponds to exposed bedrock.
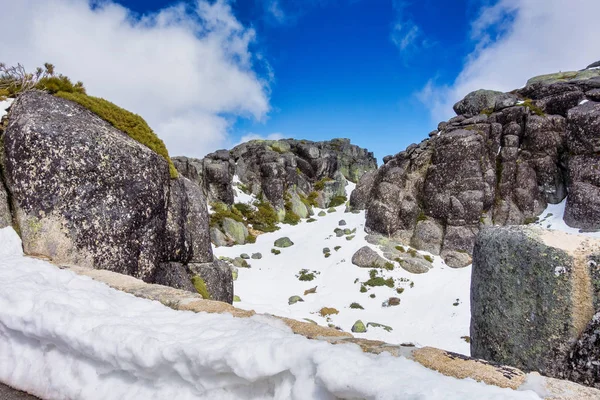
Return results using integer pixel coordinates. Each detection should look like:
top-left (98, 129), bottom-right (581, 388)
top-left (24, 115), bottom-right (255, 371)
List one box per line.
top-left (363, 65), bottom-right (600, 266)
top-left (1, 91), bottom-right (232, 302)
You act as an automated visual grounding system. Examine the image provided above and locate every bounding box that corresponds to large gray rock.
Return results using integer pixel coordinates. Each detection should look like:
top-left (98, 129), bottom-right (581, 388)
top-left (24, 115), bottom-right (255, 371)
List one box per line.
top-left (189, 260), bottom-right (233, 303)
top-left (349, 170), bottom-right (375, 210)
top-left (4, 91), bottom-right (170, 280)
top-left (351, 246), bottom-right (387, 268)
top-left (165, 177), bottom-right (213, 263)
top-left (471, 226), bottom-right (600, 378)
top-left (222, 217), bottom-right (249, 245)
top-left (453, 89), bottom-right (504, 116)
top-left (2, 91), bottom-right (229, 300)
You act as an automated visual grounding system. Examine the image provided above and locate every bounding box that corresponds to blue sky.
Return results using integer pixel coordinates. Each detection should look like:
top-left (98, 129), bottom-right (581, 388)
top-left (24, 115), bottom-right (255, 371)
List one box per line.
top-left (3, 0), bottom-right (599, 161)
top-left (117, 0), bottom-right (480, 160)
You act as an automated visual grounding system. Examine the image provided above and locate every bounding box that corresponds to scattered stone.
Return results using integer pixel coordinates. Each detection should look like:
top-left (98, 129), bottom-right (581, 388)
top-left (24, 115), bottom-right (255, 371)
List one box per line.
top-left (232, 257), bottom-right (250, 268)
top-left (351, 320), bottom-right (367, 333)
top-left (304, 286), bottom-right (317, 296)
top-left (274, 237), bottom-right (294, 248)
top-left (352, 246), bottom-right (387, 268)
top-left (323, 247), bottom-right (331, 254)
top-left (346, 235), bottom-right (355, 241)
top-left (327, 207), bottom-right (336, 213)
top-left (288, 296), bottom-right (304, 305)
top-left (339, 220), bottom-right (347, 226)
top-left (318, 211), bottom-right (327, 217)
top-left (382, 297), bottom-right (401, 307)
top-left (240, 253), bottom-right (250, 259)
top-left (343, 228), bottom-right (352, 235)
top-left (251, 252), bottom-right (263, 259)
top-left (367, 322), bottom-right (393, 332)
top-left (271, 248), bottom-right (281, 255)
top-left (334, 228), bottom-right (344, 237)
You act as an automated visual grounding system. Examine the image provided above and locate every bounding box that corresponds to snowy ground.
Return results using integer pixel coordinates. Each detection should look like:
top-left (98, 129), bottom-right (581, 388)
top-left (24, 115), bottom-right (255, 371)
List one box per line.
top-left (0, 227), bottom-right (541, 399)
top-left (532, 199), bottom-right (600, 239)
top-left (215, 185), bottom-right (472, 355)
top-left (0, 98), bottom-right (13, 119)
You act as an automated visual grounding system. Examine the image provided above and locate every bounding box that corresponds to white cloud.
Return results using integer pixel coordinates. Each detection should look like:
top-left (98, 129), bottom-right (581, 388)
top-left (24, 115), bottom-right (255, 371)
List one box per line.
top-left (390, 0), bottom-right (427, 55)
top-left (267, 0), bottom-right (286, 23)
top-left (0, 0), bottom-right (271, 158)
top-left (236, 132), bottom-right (286, 145)
top-left (419, 0), bottom-right (600, 123)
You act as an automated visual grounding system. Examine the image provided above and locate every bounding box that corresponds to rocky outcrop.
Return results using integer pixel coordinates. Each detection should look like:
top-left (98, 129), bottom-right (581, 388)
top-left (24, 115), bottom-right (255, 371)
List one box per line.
top-left (364, 64), bottom-right (600, 266)
top-left (1, 91), bottom-right (232, 302)
top-left (173, 138), bottom-right (377, 210)
top-left (565, 310), bottom-right (600, 389)
top-left (471, 226), bottom-right (600, 381)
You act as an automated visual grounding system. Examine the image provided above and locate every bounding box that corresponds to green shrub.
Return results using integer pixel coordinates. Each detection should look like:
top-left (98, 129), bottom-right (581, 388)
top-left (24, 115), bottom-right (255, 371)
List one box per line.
top-left (271, 248), bottom-right (281, 255)
top-left (297, 269), bottom-right (318, 281)
top-left (395, 245), bottom-right (405, 253)
top-left (306, 218), bottom-right (317, 223)
top-left (246, 234), bottom-right (257, 244)
top-left (307, 191), bottom-right (319, 207)
top-left (248, 200), bottom-right (280, 232)
top-left (364, 271), bottom-right (394, 288)
top-left (37, 75), bottom-right (86, 95)
top-left (209, 203), bottom-right (244, 228)
top-left (360, 285), bottom-right (367, 293)
top-left (328, 195), bottom-right (347, 208)
top-left (56, 91), bottom-right (178, 178)
top-left (396, 287), bottom-right (404, 294)
top-left (283, 194), bottom-right (301, 225)
top-left (350, 302), bottom-right (364, 309)
top-left (416, 211), bottom-right (427, 222)
top-left (408, 248), bottom-right (418, 257)
top-left (424, 255), bottom-right (434, 263)
top-left (369, 293), bottom-right (376, 298)
top-left (233, 203), bottom-right (253, 218)
top-left (191, 275), bottom-right (211, 299)
top-left (314, 177), bottom-right (334, 191)
top-left (334, 246), bottom-right (341, 251)
top-left (384, 262), bottom-right (395, 271)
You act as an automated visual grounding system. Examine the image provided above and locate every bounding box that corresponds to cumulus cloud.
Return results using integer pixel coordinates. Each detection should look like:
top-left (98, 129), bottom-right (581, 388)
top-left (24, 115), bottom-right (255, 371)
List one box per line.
top-left (0, 0), bottom-right (271, 158)
top-left (419, 0), bottom-right (600, 123)
top-left (236, 132), bottom-right (286, 145)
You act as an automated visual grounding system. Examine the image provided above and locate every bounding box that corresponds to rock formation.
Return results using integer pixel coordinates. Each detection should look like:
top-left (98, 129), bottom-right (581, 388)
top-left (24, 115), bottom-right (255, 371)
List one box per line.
top-left (471, 225), bottom-right (600, 382)
top-left (0, 91), bottom-right (232, 303)
top-left (360, 64), bottom-right (600, 267)
top-left (174, 138), bottom-right (377, 245)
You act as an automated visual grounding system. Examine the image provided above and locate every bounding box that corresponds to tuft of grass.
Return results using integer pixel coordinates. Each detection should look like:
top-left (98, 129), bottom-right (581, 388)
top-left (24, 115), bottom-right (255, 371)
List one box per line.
top-left (191, 275), bottom-right (211, 299)
top-left (407, 248), bottom-right (418, 257)
top-left (395, 245), bottom-right (406, 253)
top-left (297, 269), bottom-right (318, 281)
top-left (319, 307), bottom-right (339, 317)
top-left (521, 99), bottom-right (545, 116)
top-left (314, 177), bottom-right (334, 191)
top-left (349, 302), bottom-right (364, 309)
top-left (56, 92), bottom-right (178, 178)
top-left (416, 211), bottom-right (427, 223)
top-left (396, 287), bottom-right (404, 294)
top-left (271, 248), bottom-right (281, 255)
top-left (384, 262), bottom-right (395, 271)
top-left (423, 255), bottom-right (434, 263)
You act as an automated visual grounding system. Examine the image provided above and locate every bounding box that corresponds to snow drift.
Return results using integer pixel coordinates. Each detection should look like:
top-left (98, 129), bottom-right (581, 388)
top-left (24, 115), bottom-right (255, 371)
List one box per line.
top-left (0, 227), bottom-right (541, 399)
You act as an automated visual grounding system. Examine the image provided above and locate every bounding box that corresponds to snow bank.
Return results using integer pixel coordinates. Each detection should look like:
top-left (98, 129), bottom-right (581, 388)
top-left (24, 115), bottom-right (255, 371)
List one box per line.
top-left (0, 228), bottom-right (540, 399)
top-left (0, 98), bottom-right (13, 119)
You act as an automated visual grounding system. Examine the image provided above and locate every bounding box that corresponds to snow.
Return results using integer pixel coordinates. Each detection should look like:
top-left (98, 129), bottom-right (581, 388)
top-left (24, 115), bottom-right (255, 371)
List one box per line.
top-left (0, 98), bottom-right (13, 119)
top-left (532, 199), bottom-right (600, 239)
top-left (232, 175), bottom-right (256, 204)
top-left (0, 227), bottom-right (541, 400)
top-left (579, 99), bottom-right (589, 105)
top-left (214, 184), bottom-right (473, 355)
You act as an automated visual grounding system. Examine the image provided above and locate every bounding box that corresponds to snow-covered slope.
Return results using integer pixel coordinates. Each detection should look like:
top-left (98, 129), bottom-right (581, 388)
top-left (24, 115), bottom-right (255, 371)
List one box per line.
top-left (214, 184), bottom-right (472, 355)
top-left (0, 227), bottom-right (541, 400)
